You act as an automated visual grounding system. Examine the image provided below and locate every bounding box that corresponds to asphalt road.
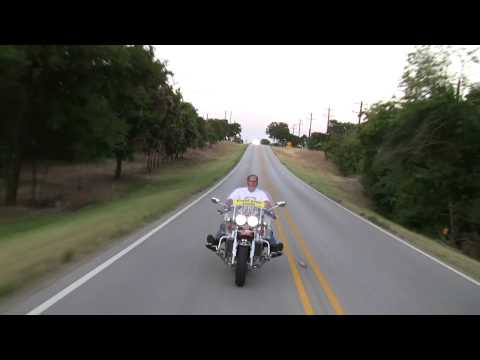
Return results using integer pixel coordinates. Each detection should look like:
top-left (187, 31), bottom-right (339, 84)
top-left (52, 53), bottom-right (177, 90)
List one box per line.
top-left (3, 145), bottom-right (480, 314)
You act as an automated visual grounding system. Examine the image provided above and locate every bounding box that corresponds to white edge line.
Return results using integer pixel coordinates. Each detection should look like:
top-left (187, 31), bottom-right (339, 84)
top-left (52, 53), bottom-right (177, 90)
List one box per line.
top-left (269, 147), bottom-right (480, 288)
top-left (26, 146), bottom-right (250, 315)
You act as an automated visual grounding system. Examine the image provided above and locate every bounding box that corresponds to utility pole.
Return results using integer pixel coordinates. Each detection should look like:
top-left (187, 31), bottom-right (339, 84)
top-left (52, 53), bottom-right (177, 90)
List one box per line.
top-left (358, 101), bottom-right (363, 124)
top-left (456, 78), bottom-right (461, 101)
top-left (229, 111), bottom-right (232, 123)
top-left (326, 106), bottom-right (331, 134)
top-left (354, 101), bottom-right (367, 124)
top-left (224, 111), bottom-right (227, 121)
top-left (308, 112), bottom-right (313, 138)
top-left (299, 119), bottom-right (302, 137)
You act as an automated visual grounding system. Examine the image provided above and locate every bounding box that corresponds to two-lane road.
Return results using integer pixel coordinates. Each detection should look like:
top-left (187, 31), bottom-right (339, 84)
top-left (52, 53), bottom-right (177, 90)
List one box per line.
top-left (4, 145), bottom-right (480, 314)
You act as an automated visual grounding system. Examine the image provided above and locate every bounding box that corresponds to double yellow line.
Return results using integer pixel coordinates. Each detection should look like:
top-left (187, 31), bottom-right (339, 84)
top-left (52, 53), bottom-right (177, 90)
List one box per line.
top-left (274, 202), bottom-right (315, 315)
top-left (260, 152), bottom-right (345, 315)
top-left (283, 207), bottom-right (345, 315)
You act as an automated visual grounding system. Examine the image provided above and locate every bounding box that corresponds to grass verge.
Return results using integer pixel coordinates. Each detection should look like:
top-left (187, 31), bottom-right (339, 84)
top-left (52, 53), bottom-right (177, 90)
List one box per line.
top-left (0, 144), bottom-right (247, 298)
top-left (272, 146), bottom-right (480, 283)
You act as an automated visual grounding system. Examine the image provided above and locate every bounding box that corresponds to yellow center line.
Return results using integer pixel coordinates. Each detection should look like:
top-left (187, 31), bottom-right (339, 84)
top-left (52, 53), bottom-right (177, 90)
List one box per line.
top-left (273, 214), bottom-right (315, 315)
top-left (257, 156), bottom-right (314, 314)
top-left (283, 207), bottom-right (346, 315)
top-left (260, 148), bottom-right (345, 315)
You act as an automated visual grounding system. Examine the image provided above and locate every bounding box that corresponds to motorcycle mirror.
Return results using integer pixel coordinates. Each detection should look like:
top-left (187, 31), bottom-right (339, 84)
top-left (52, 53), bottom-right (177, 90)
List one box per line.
top-left (276, 201), bottom-right (286, 207)
top-left (211, 197), bottom-right (220, 204)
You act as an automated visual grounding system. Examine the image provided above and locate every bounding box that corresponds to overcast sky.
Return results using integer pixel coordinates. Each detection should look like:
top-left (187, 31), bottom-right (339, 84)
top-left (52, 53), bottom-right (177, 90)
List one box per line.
top-left (153, 45), bottom-right (479, 142)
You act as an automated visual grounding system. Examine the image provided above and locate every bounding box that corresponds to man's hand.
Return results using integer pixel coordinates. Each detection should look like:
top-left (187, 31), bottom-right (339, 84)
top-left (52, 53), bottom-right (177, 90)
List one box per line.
top-left (264, 200), bottom-right (276, 219)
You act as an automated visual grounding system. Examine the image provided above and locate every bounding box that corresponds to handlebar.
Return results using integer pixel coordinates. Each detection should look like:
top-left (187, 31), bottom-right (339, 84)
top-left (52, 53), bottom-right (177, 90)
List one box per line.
top-left (264, 208), bottom-right (277, 220)
top-left (217, 204), bottom-right (277, 219)
top-left (212, 197), bottom-right (285, 220)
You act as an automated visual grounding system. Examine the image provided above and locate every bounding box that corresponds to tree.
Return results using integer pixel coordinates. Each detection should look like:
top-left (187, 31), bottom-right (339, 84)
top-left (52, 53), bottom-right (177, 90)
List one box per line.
top-left (107, 45), bottom-right (170, 179)
top-left (266, 122), bottom-right (290, 144)
top-left (206, 119), bottom-right (230, 143)
top-left (358, 47), bottom-right (480, 252)
top-left (400, 45), bottom-right (452, 102)
top-left (227, 122), bottom-right (242, 140)
top-left (0, 46), bottom-right (29, 205)
top-left (194, 115), bottom-right (208, 148)
top-left (307, 132), bottom-right (328, 150)
top-left (322, 120), bottom-right (357, 162)
top-left (179, 102), bottom-right (201, 157)
top-left (449, 46), bottom-right (479, 100)
top-left (295, 45), bottom-right (480, 258)
top-left (358, 101), bottom-right (401, 199)
top-left (287, 133), bottom-right (301, 147)
top-left (0, 45), bottom-right (128, 204)
top-left (300, 135), bottom-right (308, 147)
top-left (0, 45), bottom-right (217, 206)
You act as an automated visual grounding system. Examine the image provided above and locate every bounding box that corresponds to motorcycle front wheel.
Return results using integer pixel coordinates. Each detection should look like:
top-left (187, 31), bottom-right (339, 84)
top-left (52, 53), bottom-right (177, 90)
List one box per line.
top-left (235, 245), bottom-right (249, 287)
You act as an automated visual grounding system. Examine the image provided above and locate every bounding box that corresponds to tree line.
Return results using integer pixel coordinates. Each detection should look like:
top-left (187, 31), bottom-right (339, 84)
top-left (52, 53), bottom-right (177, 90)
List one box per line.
top-left (267, 46), bottom-right (480, 259)
top-left (0, 45), bottom-right (242, 206)
top-left (265, 122), bottom-right (308, 147)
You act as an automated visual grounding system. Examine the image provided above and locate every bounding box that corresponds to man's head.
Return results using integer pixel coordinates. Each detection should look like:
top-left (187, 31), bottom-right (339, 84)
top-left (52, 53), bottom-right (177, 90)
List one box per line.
top-left (246, 174), bottom-right (259, 192)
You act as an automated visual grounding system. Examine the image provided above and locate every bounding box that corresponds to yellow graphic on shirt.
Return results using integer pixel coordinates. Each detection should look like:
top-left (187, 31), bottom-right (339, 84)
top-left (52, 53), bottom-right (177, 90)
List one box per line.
top-left (233, 199), bottom-right (265, 208)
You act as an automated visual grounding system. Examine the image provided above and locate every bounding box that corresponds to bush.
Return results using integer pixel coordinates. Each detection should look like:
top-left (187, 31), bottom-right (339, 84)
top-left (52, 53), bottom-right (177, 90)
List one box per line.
top-left (324, 129), bottom-right (362, 176)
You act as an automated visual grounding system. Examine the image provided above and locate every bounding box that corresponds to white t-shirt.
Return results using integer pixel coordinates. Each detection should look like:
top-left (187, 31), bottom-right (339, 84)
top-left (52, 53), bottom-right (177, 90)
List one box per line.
top-left (227, 187), bottom-right (270, 202)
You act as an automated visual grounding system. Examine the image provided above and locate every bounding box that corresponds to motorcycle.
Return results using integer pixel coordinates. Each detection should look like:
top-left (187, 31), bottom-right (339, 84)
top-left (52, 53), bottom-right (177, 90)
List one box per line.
top-left (209, 197), bottom-right (287, 287)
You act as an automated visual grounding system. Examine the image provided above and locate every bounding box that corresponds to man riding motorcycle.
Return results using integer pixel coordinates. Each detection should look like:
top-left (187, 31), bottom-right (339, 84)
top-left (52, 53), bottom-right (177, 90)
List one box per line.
top-left (205, 174), bottom-right (284, 256)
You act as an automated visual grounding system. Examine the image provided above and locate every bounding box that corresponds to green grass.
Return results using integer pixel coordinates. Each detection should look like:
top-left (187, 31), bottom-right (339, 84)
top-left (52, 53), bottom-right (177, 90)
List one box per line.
top-left (272, 147), bottom-right (480, 283)
top-left (0, 144), bottom-right (247, 298)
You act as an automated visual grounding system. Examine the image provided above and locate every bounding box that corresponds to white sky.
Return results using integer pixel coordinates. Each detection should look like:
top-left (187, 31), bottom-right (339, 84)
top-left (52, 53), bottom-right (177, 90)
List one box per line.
top-left (153, 45), bottom-right (480, 142)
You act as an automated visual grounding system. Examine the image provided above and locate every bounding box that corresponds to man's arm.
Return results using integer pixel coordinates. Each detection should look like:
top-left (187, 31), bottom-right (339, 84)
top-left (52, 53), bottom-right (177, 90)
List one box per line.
top-left (262, 192), bottom-right (275, 218)
top-left (262, 190), bottom-right (273, 209)
top-left (225, 189), bottom-right (238, 206)
top-left (264, 204), bottom-right (276, 219)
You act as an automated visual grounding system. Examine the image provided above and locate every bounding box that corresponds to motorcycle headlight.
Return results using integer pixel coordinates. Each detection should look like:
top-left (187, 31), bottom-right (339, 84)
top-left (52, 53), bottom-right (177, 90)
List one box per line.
top-left (247, 216), bottom-right (259, 227)
top-left (235, 214), bottom-right (247, 226)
